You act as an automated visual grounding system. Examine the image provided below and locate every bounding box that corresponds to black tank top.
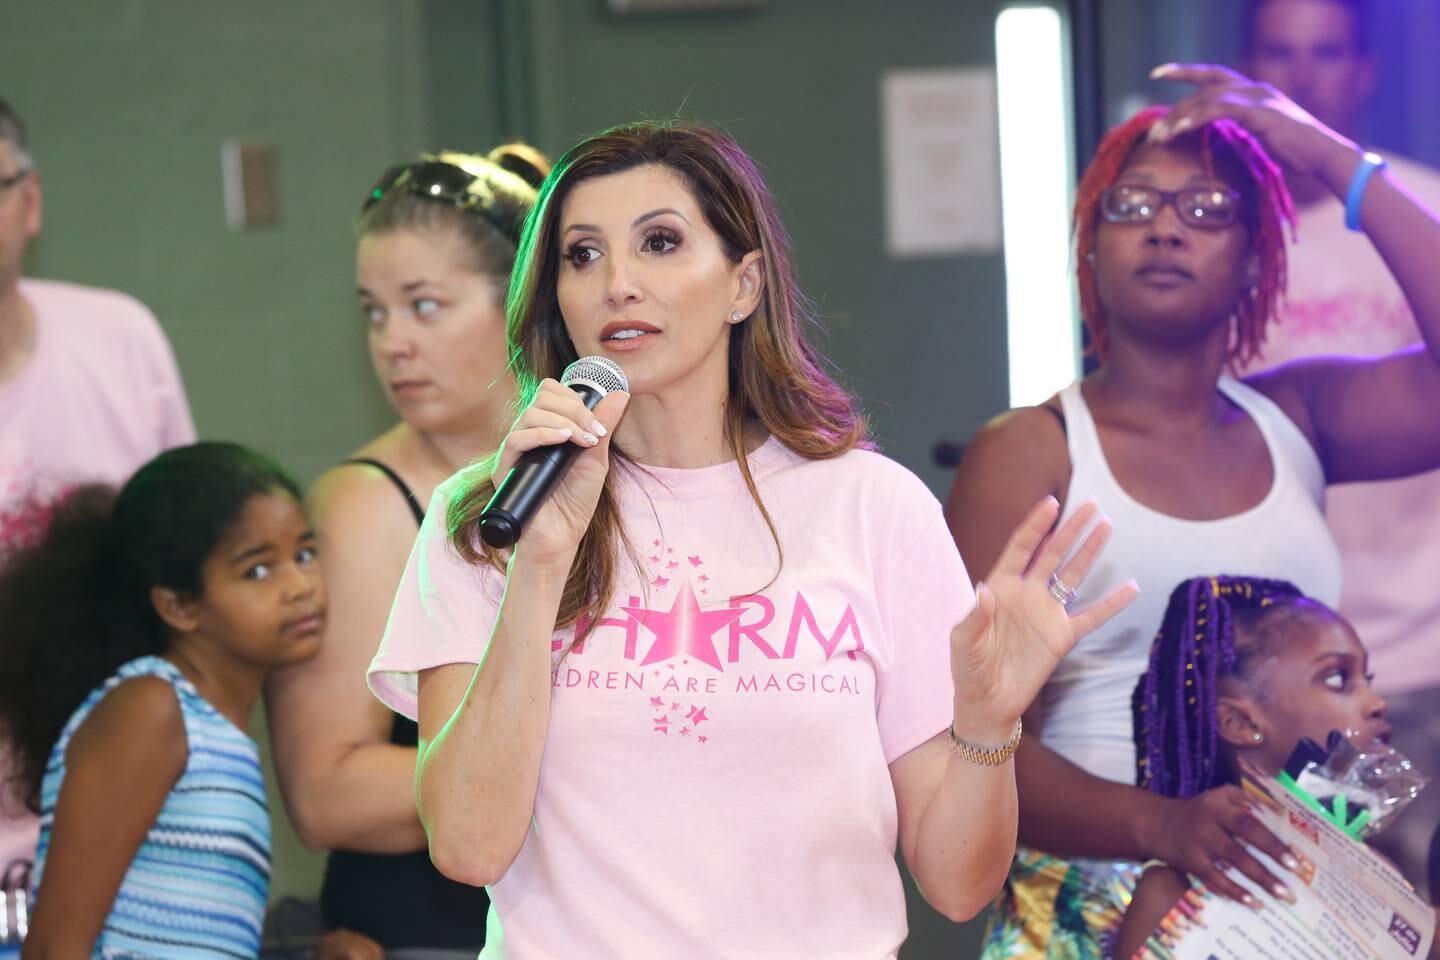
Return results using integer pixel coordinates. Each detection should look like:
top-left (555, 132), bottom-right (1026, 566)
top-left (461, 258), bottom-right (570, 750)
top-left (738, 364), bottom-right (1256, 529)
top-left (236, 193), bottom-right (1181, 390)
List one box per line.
top-left (318, 458), bottom-right (489, 948)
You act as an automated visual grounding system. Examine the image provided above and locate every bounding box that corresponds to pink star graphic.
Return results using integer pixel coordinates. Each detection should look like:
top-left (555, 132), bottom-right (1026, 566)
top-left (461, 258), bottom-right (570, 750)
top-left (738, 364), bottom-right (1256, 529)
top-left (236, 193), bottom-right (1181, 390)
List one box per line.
top-left (681, 727), bottom-right (692, 736)
top-left (670, 702), bottom-right (682, 711)
top-left (686, 706), bottom-right (709, 725)
top-left (648, 554), bottom-right (661, 563)
top-left (653, 725), bottom-right (669, 735)
top-left (624, 582), bottom-right (745, 672)
top-left (701, 589), bottom-right (708, 596)
top-left (667, 547), bottom-right (674, 554)
top-left (666, 560), bottom-right (680, 570)
top-left (652, 539), bottom-right (662, 547)
top-left (649, 696), bottom-right (664, 707)
top-left (651, 574), bottom-right (670, 588)
top-left (698, 735), bottom-right (708, 743)
top-left (688, 555), bottom-right (703, 567)
top-left (698, 574), bottom-right (709, 583)
top-left (653, 715), bottom-right (669, 726)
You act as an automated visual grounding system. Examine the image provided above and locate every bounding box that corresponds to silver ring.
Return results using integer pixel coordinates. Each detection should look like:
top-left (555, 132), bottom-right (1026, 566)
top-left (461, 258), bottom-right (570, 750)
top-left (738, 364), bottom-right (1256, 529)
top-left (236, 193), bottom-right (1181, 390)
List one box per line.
top-left (1047, 571), bottom-right (1077, 607)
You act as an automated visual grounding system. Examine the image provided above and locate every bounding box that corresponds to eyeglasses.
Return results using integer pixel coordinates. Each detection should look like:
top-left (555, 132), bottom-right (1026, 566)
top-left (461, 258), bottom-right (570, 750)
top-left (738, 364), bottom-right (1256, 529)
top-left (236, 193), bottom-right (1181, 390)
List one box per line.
top-left (0, 168), bottom-right (29, 192)
top-left (1100, 184), bottom-right (1242, 230)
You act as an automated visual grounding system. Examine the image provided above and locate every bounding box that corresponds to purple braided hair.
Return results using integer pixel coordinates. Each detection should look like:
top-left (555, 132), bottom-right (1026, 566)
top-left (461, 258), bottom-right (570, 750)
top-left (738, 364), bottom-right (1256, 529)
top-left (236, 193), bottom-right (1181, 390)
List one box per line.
top-left (1132, 576), bottom-right (1304, 798)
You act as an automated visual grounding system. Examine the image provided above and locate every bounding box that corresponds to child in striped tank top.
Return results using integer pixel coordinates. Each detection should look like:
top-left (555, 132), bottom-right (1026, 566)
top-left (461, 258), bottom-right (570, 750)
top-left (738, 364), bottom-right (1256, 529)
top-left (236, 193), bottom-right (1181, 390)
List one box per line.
top-left (0, 443), bottom-right (333, 958)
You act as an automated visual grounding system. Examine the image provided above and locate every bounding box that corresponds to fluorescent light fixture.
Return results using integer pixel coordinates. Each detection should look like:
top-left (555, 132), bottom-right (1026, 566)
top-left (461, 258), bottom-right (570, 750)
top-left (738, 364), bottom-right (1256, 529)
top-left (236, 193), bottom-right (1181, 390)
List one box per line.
top-left (995, 4), bottom-right (1079, 408)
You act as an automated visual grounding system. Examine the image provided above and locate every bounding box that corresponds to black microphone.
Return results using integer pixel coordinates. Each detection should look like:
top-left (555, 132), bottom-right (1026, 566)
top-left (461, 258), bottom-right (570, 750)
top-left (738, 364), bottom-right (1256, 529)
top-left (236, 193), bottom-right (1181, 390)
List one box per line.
top-left (478, 356), bottom-right (629, 549)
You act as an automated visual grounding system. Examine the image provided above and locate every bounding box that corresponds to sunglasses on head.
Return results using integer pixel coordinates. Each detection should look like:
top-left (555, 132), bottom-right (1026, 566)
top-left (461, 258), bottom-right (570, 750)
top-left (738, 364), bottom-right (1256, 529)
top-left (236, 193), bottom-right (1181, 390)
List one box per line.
top-left (362, 158), bottom-right (520, 241)
top-left (1100, 184), bottom-right (1242, 230)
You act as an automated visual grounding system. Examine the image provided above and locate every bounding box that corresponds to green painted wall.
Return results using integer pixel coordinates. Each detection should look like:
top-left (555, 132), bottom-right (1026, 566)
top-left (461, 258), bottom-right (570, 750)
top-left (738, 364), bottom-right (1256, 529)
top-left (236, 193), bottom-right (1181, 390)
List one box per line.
top-left (514, 0), bottom-right (1012, 499)
top-left (2, 0), bottom-right (1010, 951)
top-left (0, 0), bottom-right (434, 907)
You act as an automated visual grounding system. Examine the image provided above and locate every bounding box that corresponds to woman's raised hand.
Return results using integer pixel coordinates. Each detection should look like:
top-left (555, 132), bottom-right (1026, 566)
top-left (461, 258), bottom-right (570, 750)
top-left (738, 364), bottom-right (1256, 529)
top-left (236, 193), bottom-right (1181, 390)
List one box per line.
top-left (490, 379), bottom-right (630, 570)
top-left (1149, 63), bottom-right (1359, 181)
top-left (949, 498), bottom-right (1137, 742)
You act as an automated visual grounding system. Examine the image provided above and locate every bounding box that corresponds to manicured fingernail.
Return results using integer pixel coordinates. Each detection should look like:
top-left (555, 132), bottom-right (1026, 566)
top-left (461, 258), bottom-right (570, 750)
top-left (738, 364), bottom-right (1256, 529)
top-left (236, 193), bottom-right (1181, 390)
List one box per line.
top-left (1150, 63), bottom-right (1178, 79)
top-left (1273, 883), bottom-right (1294, 902)
top-left (581, 432), bottom-right (599, 446)
top-left (557, 428), bottom-right (573, 439)
top-left (592, 421), bottom-right (607, 437)
top-left (1281, 853), bottom-right (1300, 871)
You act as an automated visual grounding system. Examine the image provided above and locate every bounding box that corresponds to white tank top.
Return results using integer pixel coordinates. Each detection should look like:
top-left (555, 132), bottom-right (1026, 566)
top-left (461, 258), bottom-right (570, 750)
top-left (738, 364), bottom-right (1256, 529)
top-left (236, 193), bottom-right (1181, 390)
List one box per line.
top-left (1043, 375), bottom-right (1342, 784)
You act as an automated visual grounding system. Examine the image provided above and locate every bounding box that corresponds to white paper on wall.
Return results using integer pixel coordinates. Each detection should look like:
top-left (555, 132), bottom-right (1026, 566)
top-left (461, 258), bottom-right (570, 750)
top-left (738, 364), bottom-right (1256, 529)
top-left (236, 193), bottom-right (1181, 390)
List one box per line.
top-left (880, 67), bottom-right (1001, 257)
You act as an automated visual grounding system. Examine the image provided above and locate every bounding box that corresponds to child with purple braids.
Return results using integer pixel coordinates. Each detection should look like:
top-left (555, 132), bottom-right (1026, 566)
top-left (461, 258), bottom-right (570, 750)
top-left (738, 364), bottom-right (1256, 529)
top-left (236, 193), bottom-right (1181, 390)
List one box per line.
top-left (1113, 575), bottom-right (1392, 958)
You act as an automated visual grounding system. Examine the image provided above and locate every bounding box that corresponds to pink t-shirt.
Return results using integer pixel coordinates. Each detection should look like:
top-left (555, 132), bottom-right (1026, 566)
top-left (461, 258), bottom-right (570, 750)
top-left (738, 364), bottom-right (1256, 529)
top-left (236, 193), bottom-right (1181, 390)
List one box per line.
top-left (1238, 155), bottom-right (1440, 694)
top-left (369, 439), bottom-right (973, 959)
top-left (0, 278), bottom-right (194, 880)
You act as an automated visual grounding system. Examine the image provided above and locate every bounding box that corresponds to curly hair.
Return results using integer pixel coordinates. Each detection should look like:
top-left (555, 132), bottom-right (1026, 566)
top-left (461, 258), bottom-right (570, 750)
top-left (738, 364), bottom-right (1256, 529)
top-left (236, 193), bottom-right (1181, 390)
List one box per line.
top-left (1073, 106), bottom-right (1296, 369)
top-left (0, 442), bottom-right (299, 812)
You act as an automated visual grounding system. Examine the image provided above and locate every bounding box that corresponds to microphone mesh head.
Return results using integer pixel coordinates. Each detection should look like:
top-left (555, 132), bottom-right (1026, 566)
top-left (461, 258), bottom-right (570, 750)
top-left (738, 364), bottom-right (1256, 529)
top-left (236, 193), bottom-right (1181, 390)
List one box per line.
top-left (560, 356), bottom-right (629, 395)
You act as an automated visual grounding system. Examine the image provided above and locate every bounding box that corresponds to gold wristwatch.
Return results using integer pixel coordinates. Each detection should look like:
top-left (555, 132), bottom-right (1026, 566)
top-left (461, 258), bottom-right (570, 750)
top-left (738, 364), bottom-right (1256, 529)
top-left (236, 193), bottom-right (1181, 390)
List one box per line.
top-left (948, 718), bottom-right (1023, 767)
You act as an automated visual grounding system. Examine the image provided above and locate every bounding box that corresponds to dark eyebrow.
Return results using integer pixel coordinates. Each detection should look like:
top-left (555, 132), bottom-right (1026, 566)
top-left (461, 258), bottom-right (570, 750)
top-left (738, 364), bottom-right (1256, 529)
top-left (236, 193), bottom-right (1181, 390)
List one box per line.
top-left (633, 208), bottom-right (690, 227)
top-left (229, 543), bottom-right (277, 565)
top-left (357, 281), bottom-right (442, 297)
top-left (228, 531), bottom-right (315, 565)
top-left (563, 207), bottom-right (693, 236)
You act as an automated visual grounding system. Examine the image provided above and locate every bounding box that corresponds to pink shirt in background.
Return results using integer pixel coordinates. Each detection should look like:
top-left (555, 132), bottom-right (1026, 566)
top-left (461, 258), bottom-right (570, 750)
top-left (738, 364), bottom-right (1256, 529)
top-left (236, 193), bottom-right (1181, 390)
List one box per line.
top-left (369, 439), bottom-right (973, 959)
top-left (1238, 156), bottom-right (1440, 694)
top-left (0, 278), bottom-right (194, 879)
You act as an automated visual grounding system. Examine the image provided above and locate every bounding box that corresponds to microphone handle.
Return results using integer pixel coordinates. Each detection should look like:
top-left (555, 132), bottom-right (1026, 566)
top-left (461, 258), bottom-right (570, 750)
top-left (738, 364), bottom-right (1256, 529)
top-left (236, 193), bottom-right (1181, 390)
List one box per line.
top-left (478, 382), bottom-right (604, 549)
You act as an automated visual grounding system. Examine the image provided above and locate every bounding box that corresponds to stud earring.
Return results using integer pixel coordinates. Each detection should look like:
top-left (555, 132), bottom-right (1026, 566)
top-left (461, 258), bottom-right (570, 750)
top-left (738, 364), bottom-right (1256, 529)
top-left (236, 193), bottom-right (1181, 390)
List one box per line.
top-left (1251, 731), bottom-right (1264, 744)
top-left (730, 310), bottom-right (745, 322)
top-left (1085, 251), bottom-right (1096, 264)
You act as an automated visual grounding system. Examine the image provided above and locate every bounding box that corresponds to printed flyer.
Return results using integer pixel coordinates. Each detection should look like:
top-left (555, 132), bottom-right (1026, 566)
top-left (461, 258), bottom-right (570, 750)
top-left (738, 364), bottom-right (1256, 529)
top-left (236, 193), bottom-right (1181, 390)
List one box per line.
top-left (1137, 775), bottom-right (1434, 959)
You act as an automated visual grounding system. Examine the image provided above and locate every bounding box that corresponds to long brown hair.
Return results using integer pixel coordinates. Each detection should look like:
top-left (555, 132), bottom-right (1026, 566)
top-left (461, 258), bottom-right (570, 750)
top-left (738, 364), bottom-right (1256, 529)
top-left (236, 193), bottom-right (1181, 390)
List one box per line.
top-left (446, 120), bottom-right (868, 634)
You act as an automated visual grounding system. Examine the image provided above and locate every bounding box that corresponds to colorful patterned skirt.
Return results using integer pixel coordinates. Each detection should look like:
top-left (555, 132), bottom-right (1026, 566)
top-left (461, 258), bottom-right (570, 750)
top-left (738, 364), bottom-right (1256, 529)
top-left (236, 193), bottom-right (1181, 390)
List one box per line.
top-left (979, 847), bottom-right (1143, 960)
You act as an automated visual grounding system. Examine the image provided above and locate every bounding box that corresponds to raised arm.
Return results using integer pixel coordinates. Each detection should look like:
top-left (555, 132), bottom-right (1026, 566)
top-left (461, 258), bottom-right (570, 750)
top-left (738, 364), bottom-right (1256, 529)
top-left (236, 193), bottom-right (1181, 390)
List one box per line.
top-left (413, 385), bottom-right (629, 886)
top-left (1153, 63), bottom-right (1440, 484)
top-left (942, 405), bottom-right (1299, 905)
top-left (265, 467), bottom-right (428, 853)
top-left (894, 497), bottom-right (1137, 920)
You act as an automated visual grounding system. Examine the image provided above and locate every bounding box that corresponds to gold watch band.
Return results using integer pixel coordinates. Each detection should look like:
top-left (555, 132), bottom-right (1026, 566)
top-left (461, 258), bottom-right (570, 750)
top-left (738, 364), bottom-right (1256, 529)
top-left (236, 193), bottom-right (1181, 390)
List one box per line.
top-left (948, 717), bottom-right (1023, 767)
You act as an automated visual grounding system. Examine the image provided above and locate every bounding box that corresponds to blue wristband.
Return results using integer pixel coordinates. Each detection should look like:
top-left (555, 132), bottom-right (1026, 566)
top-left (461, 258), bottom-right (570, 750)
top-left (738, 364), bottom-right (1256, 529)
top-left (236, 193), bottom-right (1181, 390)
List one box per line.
top-left (1344, 151), bottom-right (1387, 232)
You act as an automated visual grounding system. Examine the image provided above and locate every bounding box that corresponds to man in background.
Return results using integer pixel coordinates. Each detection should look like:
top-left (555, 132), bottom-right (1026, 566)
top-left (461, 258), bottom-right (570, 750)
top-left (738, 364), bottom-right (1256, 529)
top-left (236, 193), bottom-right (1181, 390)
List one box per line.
top-left (0, 94), bottom-right (194, 941)
top-left (1237, 0), bottom-right (1440, 901)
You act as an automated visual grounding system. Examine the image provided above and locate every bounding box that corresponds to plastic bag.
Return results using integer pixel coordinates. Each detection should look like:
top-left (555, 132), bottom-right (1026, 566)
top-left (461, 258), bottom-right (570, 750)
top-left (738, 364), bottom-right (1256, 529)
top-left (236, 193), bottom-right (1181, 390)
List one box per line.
top-left (1280, 729), bottom-right (1428, 839)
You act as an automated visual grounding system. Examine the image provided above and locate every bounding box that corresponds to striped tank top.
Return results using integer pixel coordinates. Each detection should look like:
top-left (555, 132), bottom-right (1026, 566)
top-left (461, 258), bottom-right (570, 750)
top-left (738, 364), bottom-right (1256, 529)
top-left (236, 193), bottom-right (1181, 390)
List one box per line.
top-left (32, 656), bottom-right (269, 958)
